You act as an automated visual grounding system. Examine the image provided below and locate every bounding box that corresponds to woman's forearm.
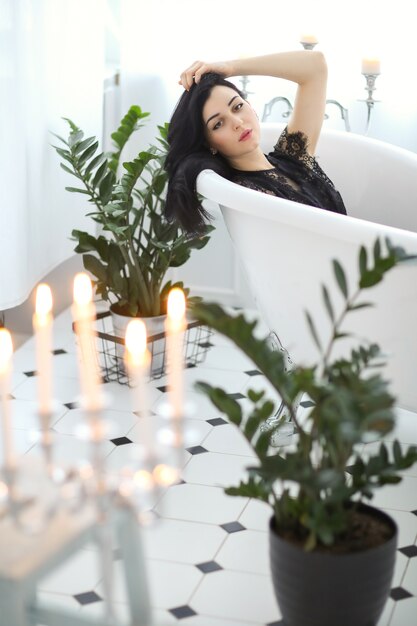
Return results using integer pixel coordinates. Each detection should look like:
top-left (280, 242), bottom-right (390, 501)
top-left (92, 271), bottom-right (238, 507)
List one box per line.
top-left (227, 50), bottom-right (327, 86)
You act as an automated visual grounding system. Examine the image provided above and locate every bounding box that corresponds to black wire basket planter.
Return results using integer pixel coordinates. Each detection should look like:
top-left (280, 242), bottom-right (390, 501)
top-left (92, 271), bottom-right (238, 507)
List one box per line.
top-left (73, 310), bottom-right (214, 386)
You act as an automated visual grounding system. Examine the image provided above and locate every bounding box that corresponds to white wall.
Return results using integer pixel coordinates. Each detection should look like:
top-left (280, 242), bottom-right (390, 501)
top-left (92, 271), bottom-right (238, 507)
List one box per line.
top-left (119, 0), bottom-right (417, 152)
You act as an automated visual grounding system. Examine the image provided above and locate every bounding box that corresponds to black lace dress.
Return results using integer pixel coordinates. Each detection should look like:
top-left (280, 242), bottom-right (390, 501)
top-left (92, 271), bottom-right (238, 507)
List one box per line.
top-left (231, 128), bottom-right (347, 216)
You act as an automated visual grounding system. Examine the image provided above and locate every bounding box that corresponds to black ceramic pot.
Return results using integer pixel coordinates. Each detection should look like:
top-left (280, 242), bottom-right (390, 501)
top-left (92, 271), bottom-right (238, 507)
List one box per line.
top-left (269, 504), bottom-right (397, 626)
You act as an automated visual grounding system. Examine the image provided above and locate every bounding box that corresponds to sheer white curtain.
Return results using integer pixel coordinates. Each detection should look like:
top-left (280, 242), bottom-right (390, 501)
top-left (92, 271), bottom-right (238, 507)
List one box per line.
top-left (0, 0), bottom-right (104, 309)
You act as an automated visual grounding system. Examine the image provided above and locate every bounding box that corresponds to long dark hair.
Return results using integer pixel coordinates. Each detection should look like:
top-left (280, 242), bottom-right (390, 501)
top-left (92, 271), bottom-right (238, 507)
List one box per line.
top-left (164, 73), bottom-right (244, 234)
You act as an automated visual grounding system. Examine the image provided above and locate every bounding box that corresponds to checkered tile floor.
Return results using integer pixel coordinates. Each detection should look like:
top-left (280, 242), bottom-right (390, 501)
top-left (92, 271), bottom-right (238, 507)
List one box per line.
top-left (4, 305), bottom-right (417, 625)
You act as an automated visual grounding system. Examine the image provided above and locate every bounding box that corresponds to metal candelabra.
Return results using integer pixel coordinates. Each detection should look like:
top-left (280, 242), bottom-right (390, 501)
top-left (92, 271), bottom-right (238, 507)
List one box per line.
top-left (360, 72), bottom-right (380, 134)
top-left (260, 40), bottom-right (380, 134)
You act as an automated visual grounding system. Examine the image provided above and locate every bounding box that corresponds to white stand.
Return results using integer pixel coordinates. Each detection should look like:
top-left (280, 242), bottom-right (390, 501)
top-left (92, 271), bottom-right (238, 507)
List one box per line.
top-left (0, 503), bottom-right (153, 626)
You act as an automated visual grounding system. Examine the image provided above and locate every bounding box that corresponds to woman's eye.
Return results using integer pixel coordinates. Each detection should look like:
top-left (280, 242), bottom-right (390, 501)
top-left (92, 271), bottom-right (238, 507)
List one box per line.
top-left (213, 121), bottom-right (222, 131)
top-left (234, 102), bottom-right (244, 111)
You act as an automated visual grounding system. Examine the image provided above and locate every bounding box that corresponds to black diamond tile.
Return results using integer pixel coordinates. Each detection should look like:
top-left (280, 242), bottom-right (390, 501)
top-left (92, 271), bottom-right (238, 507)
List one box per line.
top-left (63, 401), bottom-right (79, 410)
top-left (157, 385), bottom-right (169, 393)
top-left (198, 341), bottom-right (214, 348)
top-left (300, 400), bottom-right (315, 408)
top-left (23, 370), bottom-right (37, 377)
top-left (169, 605), bottom-right (197, 619)
top-left (110, 436), bottom-right (133, 446)
top-left (399, 545), bottom-right (417, 558)
top-left (220, 521), bottom-right (246, 533)
top-left (73, 591), bottom-right (103, 606)
top-left (227, 392), bottom-right (245, 400)
top-left (52, 348), bottom-right (68, 355)
top-left (245, 369), bottom-right (262, 377)
top-left (186, 363), bottom-right (196, 369)
top-left (196, 560), bottom-right (223, 573)
top-left (390, 586), bottom-right (413, 601)
top-left (206, 417), bottom-right (228, 426)
top-left (411, 510), bottom-right (417, 517)
top-left (186, 445), bottom-right (208, 455)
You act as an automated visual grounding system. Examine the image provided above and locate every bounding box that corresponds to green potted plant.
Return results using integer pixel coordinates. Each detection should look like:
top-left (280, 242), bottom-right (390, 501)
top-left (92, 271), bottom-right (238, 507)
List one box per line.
top-left (192, 238), bottom-right (417, 626)
top-left (52, 106), bottom-right (213, 367)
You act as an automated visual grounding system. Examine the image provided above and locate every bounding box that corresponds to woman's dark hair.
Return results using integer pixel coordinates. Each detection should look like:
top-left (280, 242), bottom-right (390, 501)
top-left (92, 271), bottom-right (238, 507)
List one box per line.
top-left (164, 73), bottom-right (245, 234)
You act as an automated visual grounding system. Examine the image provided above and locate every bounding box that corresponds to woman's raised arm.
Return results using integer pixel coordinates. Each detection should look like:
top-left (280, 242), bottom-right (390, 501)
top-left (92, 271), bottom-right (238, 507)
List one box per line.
top-left (179, 51), bottom-right (327, 155)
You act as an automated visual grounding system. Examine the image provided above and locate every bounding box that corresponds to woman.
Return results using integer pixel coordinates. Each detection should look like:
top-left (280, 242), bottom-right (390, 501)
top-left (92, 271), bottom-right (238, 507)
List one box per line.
top-left (164, 51), bottom-right (347, 234)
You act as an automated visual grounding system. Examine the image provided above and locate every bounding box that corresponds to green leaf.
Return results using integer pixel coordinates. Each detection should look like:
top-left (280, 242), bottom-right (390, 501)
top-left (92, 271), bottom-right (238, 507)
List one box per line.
top-left (84, 153), bottom-right (107, 178)
top-left (92, 160), bottom-right (109, 188)
top-left (322, 284), bottom-right (335, 322)
top-left (65, 186), bottom-right (90, 195)
top-left (332, 259), bottom-right (348, 298)
top-left (359, 246), bottom-right (367, 276)
top-left (305, 311), bottom-right (322, 353)
top-left (73, 136), bottom-right (96, 156)
top-left (77, 141), bottom-right (99, 168)
top-left (82, 254), bottom-right (107, 283)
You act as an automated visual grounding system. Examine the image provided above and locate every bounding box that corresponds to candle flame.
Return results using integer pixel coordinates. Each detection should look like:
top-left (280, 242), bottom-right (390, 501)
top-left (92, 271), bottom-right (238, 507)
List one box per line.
top-left (73, 273), bottom-right (93, 306)
top-left (35, 283), bottom-right (53, 316)
top-left (125, 319), bottom-right (147, 356)
top-left (153, 463), bottom-right (179, 486)
top-left (167, 288), bottom-right (186, 322)
top-left (0, 328), bottom-right (13, 372)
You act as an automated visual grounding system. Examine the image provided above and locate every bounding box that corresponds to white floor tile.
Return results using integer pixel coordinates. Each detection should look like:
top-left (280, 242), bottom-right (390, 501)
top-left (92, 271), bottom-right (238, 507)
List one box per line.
top-left (239, 499), bottom-right (273, 531)
top-left (142, 518), bottom-right (226, 565)
top-left (12, 375), bottom-right (82, 406)
top-left (153, 390), bottom-right (222, 421)
top-left (388, 407), bottom-right (417, 444)
top-left (371, 476), bottom-right (417, 512)
top-left (216, 529), bottom-right (270, 575)
top-left (402, 555), bottom-right (417, 595)
top-left (9, 399), bottom-right (66, 431)
top-left (203, 344), bottom-right (257, 372)
top-left (36, 590), bottom-right (81, 612)
top-left (203, 424), bottom-right (256, 457)
top-left (389, 596), bottom-right (417, 626)
top-left (379, 508), bottom-right (417, 548)
top-left (39, 550), bottom-right (102, 595)
top-left (181, 366), bottom-right (249, 395)
top-left (155, 483), bottom-right (248, 525)
top-left (191, 569), bottom-right (281, 624)
top-left (54, 407), bottom-right (138, 439)
top-left (99, 559), bottom-right (202, 609)
top-left (182, 451), bottom-right (253, 489)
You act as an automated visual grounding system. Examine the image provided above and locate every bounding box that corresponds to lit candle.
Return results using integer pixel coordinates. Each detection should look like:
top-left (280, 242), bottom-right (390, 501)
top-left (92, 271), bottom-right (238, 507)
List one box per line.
top-left (125, 319), bottom-right (152, 448)
top-left (165, 289), bottom-right (186, 426)
top-left (300, 34), bottom-right (318, 45)
top-left (361, 57), bottom-right (381, 75)
top-left (0, 329), bottom-right (16, 469)
top-left (72, 273), bottom-right (102, 414)
top-left (33, 283), bottom-right (53, 420)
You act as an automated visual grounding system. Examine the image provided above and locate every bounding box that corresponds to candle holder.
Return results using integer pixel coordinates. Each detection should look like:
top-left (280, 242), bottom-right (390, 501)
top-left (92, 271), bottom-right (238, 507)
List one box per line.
top-left (360, 72), bottom-right (380, 134)
top-left (300, 40), bottom-right (318, 50)
top-left (239, 75), bottom-right (253, 99)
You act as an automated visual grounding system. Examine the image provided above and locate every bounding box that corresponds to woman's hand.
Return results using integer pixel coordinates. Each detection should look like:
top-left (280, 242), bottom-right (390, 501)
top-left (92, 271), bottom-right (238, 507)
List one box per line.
top-left (179, 60), bottom-right (233, 90)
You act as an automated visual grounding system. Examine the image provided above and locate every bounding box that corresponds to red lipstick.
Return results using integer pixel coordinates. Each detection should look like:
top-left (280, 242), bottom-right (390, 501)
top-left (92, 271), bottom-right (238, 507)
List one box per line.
top-left (239, 129), bottom-right (252, 142)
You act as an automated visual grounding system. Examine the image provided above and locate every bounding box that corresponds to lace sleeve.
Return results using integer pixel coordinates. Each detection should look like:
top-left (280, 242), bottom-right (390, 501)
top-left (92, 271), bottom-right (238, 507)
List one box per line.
top-left (274, 127), bottom-right (317, 170)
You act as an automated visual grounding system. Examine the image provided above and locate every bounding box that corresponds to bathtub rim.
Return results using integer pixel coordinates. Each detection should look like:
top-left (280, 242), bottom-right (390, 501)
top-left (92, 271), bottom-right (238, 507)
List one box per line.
top-left (197, 169), bottom-right (417, 250)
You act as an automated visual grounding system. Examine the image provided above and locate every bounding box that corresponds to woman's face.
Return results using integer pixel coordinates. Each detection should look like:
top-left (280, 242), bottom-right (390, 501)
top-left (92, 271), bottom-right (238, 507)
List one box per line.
top-left (202, 85), bottom-right (261, 164)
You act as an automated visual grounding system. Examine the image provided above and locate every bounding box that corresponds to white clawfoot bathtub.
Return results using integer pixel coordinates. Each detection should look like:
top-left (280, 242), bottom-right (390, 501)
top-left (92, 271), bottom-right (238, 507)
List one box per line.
top-left (197, 124), bottom-right (417, 411)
